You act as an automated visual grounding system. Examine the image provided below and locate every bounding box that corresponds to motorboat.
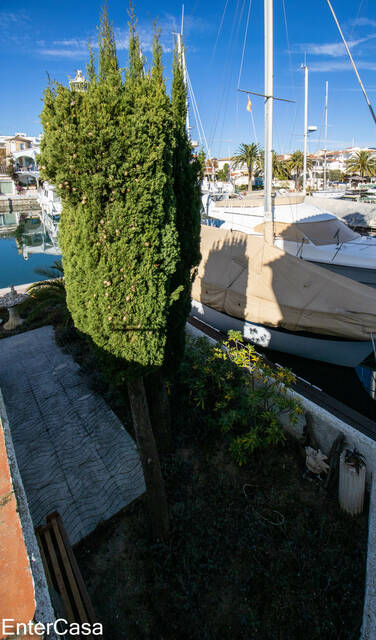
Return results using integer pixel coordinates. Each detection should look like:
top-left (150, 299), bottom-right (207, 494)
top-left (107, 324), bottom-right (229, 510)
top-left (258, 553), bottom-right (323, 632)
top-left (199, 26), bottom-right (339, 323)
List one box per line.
top-left (202, 193), bottom-right (376, 287)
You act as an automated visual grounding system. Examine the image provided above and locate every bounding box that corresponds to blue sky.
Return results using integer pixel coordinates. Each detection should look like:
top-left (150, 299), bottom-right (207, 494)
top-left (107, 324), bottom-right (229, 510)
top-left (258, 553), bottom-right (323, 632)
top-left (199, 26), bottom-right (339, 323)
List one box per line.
top-left (1, 0), bottom-right (375, 157)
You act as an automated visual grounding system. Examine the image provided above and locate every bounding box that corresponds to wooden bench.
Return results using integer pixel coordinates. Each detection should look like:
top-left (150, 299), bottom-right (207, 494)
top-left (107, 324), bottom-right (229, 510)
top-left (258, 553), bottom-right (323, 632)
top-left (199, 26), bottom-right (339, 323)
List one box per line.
top-left (35, 512), bottom-right (97, 638)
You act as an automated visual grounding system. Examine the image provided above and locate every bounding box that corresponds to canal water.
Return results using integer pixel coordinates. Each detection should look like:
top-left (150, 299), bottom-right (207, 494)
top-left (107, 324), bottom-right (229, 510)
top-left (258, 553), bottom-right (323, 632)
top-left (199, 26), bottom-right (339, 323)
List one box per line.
top-left (0, 215), bottom-right (375, 420)
top-left (259, 346), bottom-right (376, 422)
top-left (0, 214), bottom-right (61, 289)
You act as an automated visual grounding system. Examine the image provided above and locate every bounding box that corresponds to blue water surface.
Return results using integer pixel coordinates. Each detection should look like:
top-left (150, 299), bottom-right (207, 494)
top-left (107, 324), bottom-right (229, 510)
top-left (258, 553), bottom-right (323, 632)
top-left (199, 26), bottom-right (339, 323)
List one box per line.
top-left (0, 237), bottom-right (61, 289)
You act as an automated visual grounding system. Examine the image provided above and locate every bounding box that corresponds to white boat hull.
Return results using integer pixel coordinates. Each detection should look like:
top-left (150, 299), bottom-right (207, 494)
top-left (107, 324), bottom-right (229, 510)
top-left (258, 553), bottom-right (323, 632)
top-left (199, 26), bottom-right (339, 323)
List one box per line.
top-left (312, 191), bottom-right (345, 199)
top-left (191, 300), bottom-right (373, 368)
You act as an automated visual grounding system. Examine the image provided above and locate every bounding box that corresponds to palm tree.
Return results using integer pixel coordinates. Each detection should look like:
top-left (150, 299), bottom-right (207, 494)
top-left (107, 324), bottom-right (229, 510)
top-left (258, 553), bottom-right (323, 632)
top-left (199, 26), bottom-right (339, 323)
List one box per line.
top-left (258, 151), bottom-right (292, 181)
top-left (288, 150), bottom-right (314, 190)
top-left (231, 143), bottom-right (262, 192)
top-left (273, 154), bottom-right (291, 181)
top-left (26, 260), bottom-right (71, 326)
top-left (346, 150), bottom-right (376, 179)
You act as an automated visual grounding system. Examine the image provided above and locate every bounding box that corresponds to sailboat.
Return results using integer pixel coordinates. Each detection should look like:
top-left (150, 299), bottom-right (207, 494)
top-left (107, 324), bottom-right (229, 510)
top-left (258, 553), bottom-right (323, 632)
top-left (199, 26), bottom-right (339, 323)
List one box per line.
top-left (201, 65), bottom-right (376, 288)
top-left (202, 193), bottom-right (376, 288)
top-left (191, 0), bottom-right (376, 367)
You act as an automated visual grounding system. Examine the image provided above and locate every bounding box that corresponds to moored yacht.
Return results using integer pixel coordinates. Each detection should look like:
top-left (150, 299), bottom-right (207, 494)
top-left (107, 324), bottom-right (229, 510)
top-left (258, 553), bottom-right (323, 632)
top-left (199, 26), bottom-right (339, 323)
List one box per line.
top-left (202, 193), bottom-right (376, 287)
top-left (192, 0), bottom-right (376, 368)
top-left (37, 182), bottom-right (62, 244)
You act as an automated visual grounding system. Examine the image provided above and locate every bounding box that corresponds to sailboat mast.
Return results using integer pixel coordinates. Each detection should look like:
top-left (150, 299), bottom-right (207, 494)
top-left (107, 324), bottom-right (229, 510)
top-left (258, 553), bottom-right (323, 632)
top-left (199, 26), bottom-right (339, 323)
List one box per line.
top-left (264, 0), bottom-right (274, 244)
top-left (177, 5), bottom-right (190, 139)
top-left (302, 64), bottom-right (308, 195)
top-left (323, 81), bottom-right (328, 190)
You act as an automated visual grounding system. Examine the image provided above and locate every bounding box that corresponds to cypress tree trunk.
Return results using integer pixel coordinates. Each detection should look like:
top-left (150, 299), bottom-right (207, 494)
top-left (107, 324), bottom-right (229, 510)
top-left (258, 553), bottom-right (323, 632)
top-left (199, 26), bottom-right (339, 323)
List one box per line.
top-left (145, 371), bottom-right (173, 455)
top-left (127, 377), bottom-right (169, 540)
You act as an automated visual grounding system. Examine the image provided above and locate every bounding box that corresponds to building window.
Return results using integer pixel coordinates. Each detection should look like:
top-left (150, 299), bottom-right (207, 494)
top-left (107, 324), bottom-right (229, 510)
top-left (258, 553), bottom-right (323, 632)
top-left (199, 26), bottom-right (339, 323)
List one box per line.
top-left (20, 143), bottom-right (25, 150)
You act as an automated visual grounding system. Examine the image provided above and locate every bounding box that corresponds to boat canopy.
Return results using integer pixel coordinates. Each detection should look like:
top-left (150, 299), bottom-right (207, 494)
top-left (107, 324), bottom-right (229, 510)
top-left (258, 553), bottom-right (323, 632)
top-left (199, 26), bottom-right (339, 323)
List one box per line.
top-left (296, 219), bottom-right (359, 245)
top-left (192, 225), bottom-right (376, 340)
top-left (253, 218), bottom-right (359, 245)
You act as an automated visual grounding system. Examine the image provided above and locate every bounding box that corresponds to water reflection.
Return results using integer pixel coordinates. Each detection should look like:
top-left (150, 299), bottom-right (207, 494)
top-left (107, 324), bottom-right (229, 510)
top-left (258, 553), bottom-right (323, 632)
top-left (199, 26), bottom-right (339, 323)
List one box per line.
top-left (0, 213), bottom-right (61, 289)
top-left (0, 213), bottom-right (61, 260)
top-left (17, 216), bottom-right (60, 260)
top-left (0, 212), bottom-right (19, 231)
top-left (255, 345), bottom-right (376, 421)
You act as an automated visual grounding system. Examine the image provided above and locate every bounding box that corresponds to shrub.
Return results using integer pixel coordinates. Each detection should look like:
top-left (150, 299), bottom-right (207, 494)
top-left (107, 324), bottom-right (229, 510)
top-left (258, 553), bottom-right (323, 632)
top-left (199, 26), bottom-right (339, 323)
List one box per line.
top-left (176, 331), bottom-right (302, 465)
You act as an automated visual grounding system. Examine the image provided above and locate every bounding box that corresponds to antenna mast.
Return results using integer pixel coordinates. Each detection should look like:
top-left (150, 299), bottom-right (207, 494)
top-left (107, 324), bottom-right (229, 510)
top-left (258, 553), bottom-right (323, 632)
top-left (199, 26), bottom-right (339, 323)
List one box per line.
top-left (264, 0), bottom-right (274, 244)
top-left (302, 63), bottom-right (308, 195)
top-left (323, 81), bottom-right (328, 190)
top-left (177, 5), bottom-right (190, 138)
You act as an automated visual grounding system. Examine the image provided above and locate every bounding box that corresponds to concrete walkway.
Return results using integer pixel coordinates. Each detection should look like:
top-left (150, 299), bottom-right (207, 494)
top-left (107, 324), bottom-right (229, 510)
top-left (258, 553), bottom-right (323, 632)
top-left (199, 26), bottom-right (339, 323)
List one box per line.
top-left (0, 326), bottom-right (145, 544)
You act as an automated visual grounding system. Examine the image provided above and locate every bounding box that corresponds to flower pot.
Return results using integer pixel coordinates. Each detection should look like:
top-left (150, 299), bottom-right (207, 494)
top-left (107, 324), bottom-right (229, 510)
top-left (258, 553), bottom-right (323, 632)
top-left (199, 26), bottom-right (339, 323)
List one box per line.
top-left (338, 451), bottom-right (366, 516)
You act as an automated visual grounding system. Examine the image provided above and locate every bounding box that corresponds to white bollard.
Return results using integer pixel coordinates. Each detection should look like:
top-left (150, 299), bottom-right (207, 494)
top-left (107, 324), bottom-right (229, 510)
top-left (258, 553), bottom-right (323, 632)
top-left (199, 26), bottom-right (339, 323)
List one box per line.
top-left (339, 450), bottom-right (366, 516)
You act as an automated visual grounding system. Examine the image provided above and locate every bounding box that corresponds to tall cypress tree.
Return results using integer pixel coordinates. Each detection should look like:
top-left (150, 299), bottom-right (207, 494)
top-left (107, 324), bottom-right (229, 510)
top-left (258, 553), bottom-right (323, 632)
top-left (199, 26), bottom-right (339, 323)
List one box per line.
top-left (39, 7), bottom-right (201, 538)
top-left (167, 43), bottom-right (201, 371)
top-left (39, 8), bottom-right (182, 539)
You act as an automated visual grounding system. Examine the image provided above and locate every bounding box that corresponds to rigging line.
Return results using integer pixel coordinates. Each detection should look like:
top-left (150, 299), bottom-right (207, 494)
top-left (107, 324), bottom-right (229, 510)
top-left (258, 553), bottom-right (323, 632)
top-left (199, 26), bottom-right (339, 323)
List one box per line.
top-left (209, 0), bottom-right (242, 153)
top-left (191, 0), bottom-right (201, 17)
top-left (281, 0), bottom-right (294, 95)
top-left (216, 0), bottom-right (246, 148)
top-left (211, 0), bottom-right (230, 63)
top-left (325, 0), bottom-right (376, 126)
top-left (190, 82), bottom-right (205, 151)
top-left (281, 0), bottom-right (298, 154)
top-left (187, 73), bottom-right (203, 148)
top-left (237, 0), bottom-right (252, 89)
top-left (189, 82), bottom-right (204, 149)
top-left (349, 0), bottom-right (365, 42)
top-left (209, 1), bottom-right (239, 148)
top-left (251, 109), bottom-right (258, 145)
top-left (187, 70), bottom-right (211, 157)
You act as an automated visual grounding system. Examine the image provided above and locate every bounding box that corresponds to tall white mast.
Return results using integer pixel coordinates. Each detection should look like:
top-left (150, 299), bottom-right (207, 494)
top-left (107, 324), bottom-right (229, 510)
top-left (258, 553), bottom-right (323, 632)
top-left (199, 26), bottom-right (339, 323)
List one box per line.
top-left (264, 0), bottom-right (274, 244)
top-left (177, 5), bottom-right (190, 139)
top-left (323, 81), bottom-right (328, 190)
top-left (302, 63), bottom-right (308, 195)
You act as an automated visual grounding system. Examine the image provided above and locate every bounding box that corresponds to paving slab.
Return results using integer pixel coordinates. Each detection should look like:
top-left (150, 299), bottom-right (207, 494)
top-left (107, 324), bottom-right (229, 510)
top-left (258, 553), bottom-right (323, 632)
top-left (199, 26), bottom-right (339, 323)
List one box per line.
top-left (0, 325), bottom-right (145, 544)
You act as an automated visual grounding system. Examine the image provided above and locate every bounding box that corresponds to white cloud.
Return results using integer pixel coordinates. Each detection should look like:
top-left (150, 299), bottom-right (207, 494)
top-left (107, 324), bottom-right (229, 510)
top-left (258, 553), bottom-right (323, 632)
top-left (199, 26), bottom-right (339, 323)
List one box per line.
top-left (309, 60), bottom-right (376, 72)
top-left (114, 26), bottom-right (173, 53)
top-left (53, 39), bottom-right (88, 48)
top-left (38, 48), bottom-right (88, 59)
top-left (306, 42), bottom-right (348, 57)
top-left (0, 10), bottom-right (30, 28)
top-left (350, 17), bottom-right (376, 29)
top-left (0, 10), bottom-right (32, 45)
top-left (297, 34), bottom-right (376, 58)
top-left (37, 12), bottom-right (207, 60)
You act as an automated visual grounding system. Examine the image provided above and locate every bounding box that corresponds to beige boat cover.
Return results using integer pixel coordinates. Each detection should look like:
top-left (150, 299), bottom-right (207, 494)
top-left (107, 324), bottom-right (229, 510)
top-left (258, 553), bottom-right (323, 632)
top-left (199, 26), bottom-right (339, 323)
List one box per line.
top-left (192, 225), bottom-right (376, 340)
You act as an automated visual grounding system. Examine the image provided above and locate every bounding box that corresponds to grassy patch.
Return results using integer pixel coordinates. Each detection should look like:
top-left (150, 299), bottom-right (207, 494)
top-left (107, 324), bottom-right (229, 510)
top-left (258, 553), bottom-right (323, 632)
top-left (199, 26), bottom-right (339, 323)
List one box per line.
top-left (75, 339), bottom-right (368, 640)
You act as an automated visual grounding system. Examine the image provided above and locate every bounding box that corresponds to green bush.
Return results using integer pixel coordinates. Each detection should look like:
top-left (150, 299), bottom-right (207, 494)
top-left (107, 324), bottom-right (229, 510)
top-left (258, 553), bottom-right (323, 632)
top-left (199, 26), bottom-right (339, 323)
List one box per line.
top-left (175, 331), bottom-right (302, 465)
